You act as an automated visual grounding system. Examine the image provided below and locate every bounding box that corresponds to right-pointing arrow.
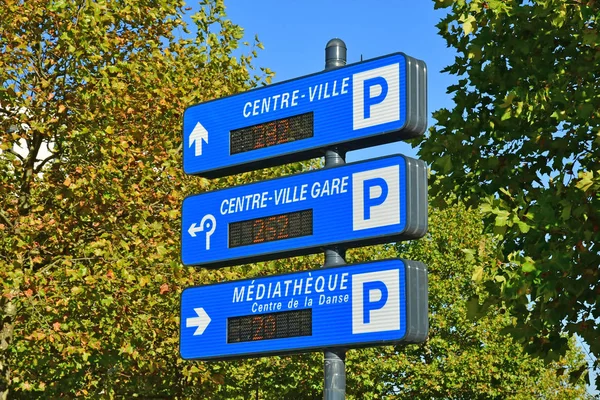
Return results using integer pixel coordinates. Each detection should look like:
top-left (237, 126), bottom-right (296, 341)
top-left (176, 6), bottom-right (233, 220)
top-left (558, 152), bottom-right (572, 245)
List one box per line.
top-left (186, 307), bottom-right (211, 336)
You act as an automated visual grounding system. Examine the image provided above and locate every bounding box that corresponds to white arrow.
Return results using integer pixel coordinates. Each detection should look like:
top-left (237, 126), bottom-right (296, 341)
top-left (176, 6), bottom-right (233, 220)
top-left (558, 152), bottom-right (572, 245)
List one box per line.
top-left (186, 307), bottom-right (211, 336)
top-left (188, 222), bottom-right (203, 237)
top-left (189, 122), bottom-right (208, 156)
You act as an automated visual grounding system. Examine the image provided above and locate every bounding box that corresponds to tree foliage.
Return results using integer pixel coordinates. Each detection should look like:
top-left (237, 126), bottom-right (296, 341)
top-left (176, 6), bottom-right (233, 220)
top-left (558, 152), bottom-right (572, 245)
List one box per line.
top-left (162, 205), bottom-right (591, 399)
top-left (0, 0), bottom-right (593, 397)
top-left (357, 204), bottom-right (590, 399)
top-left (418, 0), bottom-right (600, 384)
top-left (0, 0), bottom-right (271, 397)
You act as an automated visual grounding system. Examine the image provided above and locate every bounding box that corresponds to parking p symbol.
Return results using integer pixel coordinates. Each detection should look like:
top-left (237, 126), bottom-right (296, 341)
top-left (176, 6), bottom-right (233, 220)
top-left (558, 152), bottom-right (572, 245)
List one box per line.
top-left (352, 165), bottom-right (400, 231)
top-left (352, 269), bottom-right (400, 334)
top-left (363, 77), bottom-right (389, 119)
top-left (362, 281), bottom-right (388, 324)
top-left (352, 63), bottom-right (400, 130)
top-left (363, 177), bottom-right (388, 220)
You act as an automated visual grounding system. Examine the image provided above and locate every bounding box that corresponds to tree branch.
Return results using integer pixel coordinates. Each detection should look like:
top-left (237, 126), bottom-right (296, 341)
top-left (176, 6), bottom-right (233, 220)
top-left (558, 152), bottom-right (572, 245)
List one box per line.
top-left (4, 148), bottom-right (24, 162)
top-left (33, 151), bottom-right (59, 173)
top-left (0, 210), bottom-right (13, 229)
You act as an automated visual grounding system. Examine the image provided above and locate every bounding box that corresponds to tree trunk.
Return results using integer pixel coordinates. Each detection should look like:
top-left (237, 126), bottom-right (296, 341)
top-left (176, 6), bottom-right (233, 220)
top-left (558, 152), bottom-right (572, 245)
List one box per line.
top-left (0, 297), bottom-right (16, 400)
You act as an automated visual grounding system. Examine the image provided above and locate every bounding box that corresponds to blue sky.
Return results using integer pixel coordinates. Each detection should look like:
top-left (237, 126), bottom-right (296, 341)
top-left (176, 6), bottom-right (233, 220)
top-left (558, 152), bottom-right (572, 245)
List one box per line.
top-left (223, 0), bottom-right (456, 162)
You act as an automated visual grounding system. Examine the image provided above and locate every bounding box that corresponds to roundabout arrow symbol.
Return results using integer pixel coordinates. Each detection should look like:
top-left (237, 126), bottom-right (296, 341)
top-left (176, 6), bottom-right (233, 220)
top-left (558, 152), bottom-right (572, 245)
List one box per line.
top-left (188, 222), bottom-right (202, 237)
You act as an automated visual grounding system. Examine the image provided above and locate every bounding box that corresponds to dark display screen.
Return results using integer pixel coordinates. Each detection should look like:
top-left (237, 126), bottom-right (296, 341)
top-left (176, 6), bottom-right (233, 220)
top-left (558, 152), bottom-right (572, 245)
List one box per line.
top-left (227, 309), bottom-right (312, 343)
top-left (229, 209), bottom-right (313, 248)
top-left (230, 112), bottom-right (314, 155)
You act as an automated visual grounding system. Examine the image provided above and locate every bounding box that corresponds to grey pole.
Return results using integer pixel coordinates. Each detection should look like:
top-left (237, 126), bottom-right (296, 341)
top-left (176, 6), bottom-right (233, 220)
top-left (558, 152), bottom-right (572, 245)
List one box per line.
top-left (323, 38), bottom-right (347, 400)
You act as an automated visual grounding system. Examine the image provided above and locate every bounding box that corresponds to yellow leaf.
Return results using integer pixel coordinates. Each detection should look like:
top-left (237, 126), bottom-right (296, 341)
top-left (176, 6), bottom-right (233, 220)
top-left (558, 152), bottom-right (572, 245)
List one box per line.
top-left (462, 15), bottom-right (476, 36)
top-left (58, 104), bottom-right (66, 113)
top-left (139, 276), bottom-right (150, 287)
top-left (575, 170), bottom-right (594, 192)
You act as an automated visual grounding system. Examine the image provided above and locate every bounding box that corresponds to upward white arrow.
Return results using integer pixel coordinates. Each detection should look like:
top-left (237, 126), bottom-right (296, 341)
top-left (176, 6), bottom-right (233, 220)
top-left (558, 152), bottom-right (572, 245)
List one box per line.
top-left (189, 122), bottom-right (208, 156)
top-left (186, 307), bottom-right (211, 336)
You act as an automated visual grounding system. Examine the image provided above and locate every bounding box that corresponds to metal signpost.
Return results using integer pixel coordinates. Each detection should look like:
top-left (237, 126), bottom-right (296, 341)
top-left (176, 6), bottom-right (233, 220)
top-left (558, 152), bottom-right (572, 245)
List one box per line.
top-left (179, 39), bottom-right (428, 399)
top-left (323, 40), bottom-right (348, 399)
top-left (181, 154), bottom-right (427, 268)
top-left (180, 259), bottom-right (427, 360)
top-left (323, 39), bottom-right (352, 400)
top-left (182, 51), bottom-right (426, 178)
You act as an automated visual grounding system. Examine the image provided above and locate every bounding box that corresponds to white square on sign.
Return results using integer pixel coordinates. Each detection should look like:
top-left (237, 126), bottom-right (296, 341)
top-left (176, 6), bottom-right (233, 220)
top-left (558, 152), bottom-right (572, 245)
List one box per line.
top-left (352, 63), bottom-right (400, 130)
top-left (352, 165), bottom-right (400, 231)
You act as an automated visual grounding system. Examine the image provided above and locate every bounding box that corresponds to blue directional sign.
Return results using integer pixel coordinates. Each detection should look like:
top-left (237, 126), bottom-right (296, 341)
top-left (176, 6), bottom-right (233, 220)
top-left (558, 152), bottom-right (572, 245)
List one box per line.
top-left (181, 154), bottom-right (427, 268)
top-left (180, 259), bottom-right (428, 360)
top-left (183, 53), bottom-right (427, 177)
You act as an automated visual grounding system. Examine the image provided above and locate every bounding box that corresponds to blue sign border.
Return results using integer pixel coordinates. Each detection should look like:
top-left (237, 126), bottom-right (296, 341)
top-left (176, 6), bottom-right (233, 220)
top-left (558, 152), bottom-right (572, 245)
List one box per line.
top-left (180, 259), bottom-right (428, 360)
top-left (183, 52), bottom-right (427, 177)
top-left (181, 154), bottom-right (427, 268)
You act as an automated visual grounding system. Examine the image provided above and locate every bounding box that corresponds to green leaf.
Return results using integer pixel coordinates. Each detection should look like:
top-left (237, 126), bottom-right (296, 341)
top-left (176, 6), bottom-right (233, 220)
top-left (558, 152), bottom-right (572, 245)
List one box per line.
top-left (462, 248), bottom-right (475, 261)
top-left (434, 0), bottom-right (454, 8)
top-left (434, 154), bottom-right (453, 174)
top-left (500, 92), bottom-right (516, 108)
top-left (560, 204), bottom-right (572, 220)
top-left (521, 259), bottom-right (536, 273)
top-left (516, 220), bottom-right (530, 233)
